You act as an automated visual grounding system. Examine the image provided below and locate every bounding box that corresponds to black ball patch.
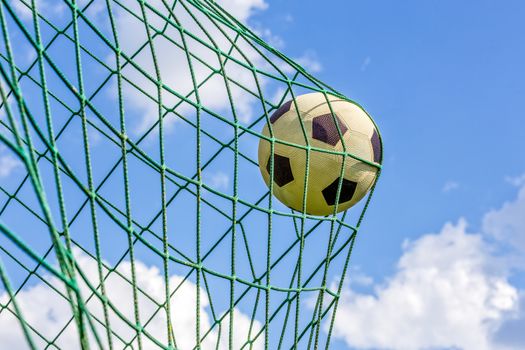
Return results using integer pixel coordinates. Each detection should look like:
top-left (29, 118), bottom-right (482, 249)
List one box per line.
top-left (270, 100), bottom-right (292, 124)
top-left (371, 129), bottom-right (382, 164)
top-left (322, 178), bottom-right (357, 206)
top-left (266, 153), bottom-right (294, 187)
top-left (312, 113), bottom-right (348, 146)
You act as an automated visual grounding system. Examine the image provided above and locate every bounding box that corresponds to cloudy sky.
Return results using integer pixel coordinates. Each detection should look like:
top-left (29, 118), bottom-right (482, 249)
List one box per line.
top-left (1, 0), bottom-right (525, 349)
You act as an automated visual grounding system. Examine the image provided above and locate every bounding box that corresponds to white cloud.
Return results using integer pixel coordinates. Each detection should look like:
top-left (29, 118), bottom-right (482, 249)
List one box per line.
top-left (110, 0), bottom-right (271, 135)
top-left (505, 174), bottom-right (525, 187)
top-left (327, 179), bottom-right (525, 350)
top-left (330, 219), bottom-right (518, 350)
top-left (254, 27), bottom-right (285, 49)
top-left (205, 171), bottom-right (230, 190)
top-left (483, 184), bottom-right (525, 253)
top-left (275, 51), bottom-right (323, 75)
top-left (349, 269), bottom-right (374, 287)
top-left (494, 292), bottom-right (525, 349)
top-left (218, 0), bottom-right (268, 23)
top-left (12, 0), bottom-right (66, 20)
top-left (0, 148), bottom-right (22, 178)
top-left (294, 51), bottom-right (323, 73)
top-left (360, 56), bottom-right (371, 72)
top-left (0, 249), bottom-right (262, 349)
top-left (442, 180), bottom-right (460, 193)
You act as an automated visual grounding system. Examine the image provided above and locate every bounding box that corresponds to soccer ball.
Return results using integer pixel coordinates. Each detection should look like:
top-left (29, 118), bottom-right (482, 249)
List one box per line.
top-left (258, 92), bottom-right (382, 216)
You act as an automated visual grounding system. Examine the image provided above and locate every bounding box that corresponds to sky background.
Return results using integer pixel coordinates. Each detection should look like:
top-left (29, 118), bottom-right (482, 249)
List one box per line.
top-left (0, 0), bottom-right (525, 349)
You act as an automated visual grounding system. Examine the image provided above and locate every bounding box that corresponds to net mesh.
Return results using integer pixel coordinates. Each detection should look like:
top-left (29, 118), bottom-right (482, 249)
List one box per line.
top-left (0, 0), bottom-right (381, 349)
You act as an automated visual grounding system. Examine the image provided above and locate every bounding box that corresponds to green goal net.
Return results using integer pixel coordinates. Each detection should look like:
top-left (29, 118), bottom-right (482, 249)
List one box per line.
top-left (0, 0), bottom-right (381, 349)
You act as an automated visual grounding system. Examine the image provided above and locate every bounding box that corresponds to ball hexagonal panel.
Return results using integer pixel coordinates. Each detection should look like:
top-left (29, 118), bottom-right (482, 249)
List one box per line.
top-left (371, 128), bottom-right (382, 163)
top-left (266, 153), bottom-right (294, 187)
top-left (270, 100), bottom-right (292, 124)
top-left (312, 113), bottom-right (348, 146)
top-left (322, 178), bottom-right (357, 206)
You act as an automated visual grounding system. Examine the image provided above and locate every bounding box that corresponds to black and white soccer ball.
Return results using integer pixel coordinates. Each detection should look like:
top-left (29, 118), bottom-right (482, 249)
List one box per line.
top-left (258, 92), bottom-right (382, 215)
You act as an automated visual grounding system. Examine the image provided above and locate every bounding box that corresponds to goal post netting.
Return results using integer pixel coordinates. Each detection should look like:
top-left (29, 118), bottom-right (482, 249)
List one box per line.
top-left (0, 0), bottom-right (381, 349)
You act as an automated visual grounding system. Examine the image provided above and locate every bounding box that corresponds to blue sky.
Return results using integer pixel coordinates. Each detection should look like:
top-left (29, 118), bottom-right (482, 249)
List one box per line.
top-left (0, 0), bottom-right (525, 349)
